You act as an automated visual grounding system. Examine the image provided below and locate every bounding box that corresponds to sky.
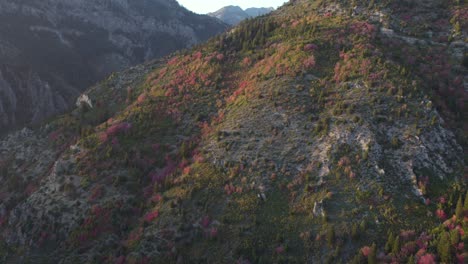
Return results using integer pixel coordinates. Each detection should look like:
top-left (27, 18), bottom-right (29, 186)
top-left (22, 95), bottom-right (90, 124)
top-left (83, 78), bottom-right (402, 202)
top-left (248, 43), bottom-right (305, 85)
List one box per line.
top-left (177, 0), bottom-right (288, 14)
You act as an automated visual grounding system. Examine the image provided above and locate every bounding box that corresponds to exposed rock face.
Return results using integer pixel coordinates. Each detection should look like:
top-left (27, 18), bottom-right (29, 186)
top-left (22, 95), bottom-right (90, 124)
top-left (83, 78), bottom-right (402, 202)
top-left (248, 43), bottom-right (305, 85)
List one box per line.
top-left (0, 0), bottom-right (227, 134)
top-left (208, 6), bottom-right (274, 25)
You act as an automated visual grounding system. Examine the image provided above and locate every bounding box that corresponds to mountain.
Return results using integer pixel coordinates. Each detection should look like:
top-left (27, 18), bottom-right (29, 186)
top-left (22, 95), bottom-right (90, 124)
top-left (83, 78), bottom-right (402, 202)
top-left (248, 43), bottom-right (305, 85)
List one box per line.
top-left (208, 5), bottom-right (274, 25)
top-left (0, 0), bottom-right (227, 134)
top-left (0, 0), bottom-right (467, 263)
top-left (245, 7), bottom-right (275, 17)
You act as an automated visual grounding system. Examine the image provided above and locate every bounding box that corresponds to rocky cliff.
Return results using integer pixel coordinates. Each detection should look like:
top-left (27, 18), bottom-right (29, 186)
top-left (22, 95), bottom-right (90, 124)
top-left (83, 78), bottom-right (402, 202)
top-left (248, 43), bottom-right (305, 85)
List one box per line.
top-left (208, 6), bottom-right (274, 25)
top-left (0, 0), bottom-right (227, 134)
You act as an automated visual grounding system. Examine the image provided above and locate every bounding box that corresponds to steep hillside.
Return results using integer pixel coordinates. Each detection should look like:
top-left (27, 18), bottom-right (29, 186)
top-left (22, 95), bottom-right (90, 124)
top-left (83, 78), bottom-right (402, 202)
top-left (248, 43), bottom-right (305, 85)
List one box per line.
top-left (0, 0), bottom-right (467, 263)
top-left (208, 6), bottom-right (274, 25)
top-left (0, 0), bottom-right (227, 134)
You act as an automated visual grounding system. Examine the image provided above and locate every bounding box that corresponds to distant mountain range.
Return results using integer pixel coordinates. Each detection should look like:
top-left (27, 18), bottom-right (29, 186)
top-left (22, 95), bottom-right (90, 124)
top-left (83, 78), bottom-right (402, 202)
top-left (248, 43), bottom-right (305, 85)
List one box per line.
top-left (0, 0), bottom-right (227, 134)
top-left (208, 6), bottom-right (275, 25)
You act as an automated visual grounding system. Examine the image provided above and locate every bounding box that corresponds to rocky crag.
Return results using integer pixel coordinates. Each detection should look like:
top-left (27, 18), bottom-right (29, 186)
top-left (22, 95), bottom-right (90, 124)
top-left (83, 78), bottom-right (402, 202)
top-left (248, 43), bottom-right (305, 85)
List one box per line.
top-left (0, 0), bottom-right (227, 134)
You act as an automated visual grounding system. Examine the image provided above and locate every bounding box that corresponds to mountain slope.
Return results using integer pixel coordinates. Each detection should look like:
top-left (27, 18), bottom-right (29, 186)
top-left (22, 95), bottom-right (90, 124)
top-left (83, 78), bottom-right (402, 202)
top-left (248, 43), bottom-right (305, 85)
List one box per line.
top-left (0, 0), bottom-right (227, 134)
top-left (0, 0), bottom-right (466, 263)
top-left (208, 5), bottom-right (274, 25)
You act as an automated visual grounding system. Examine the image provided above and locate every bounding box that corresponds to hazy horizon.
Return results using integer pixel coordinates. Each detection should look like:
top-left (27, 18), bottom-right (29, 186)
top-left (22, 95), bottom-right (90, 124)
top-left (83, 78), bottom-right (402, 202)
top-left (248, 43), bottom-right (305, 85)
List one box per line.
top-left (177, 0), bottom-right (288, 14)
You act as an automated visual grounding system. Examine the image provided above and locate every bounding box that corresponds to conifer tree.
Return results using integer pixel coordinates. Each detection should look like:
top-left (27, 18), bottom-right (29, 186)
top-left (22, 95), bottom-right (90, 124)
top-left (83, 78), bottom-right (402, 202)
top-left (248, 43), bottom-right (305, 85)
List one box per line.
top-left (392, 236), bottom-right (400, 256)
top-left (464, 190), bottom-right (468, 211)
top-left (385, 232), bottom-right (394, 253)
top-left (368, 243), bottom-right (377, 264)
top-left (455, 195), bottom-right (463, 220)
top-left (327, 225), bottom-right (335, 247)
top-left (437, 232), bottom-right (452, 263)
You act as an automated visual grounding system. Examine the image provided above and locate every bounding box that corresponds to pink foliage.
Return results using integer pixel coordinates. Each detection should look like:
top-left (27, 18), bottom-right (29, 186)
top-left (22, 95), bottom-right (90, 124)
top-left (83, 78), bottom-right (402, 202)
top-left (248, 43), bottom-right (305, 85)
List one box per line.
top-left (200, 216), bottom-right (211, 228)
top-left (401, 242), bottom-right (417, 256)
top-left (350, 21), bottom-right (377, 38)
top-left (168, 57), bottom-right (179, 66)
top-left (338, 157), bottom-right (351, 167)
top-left (49, 130), bottom-right (61, 141)
top-left (361, 246), bottom-right (371, 257)
top-left (275, 245), bottom-right (285, 254)
top-left (193, 51), bottom-right (203, 60)
top-left (400, 230), bottom-right (416, 241)
top-left (304, 43), bottom-right (318, 52)
top-left (438, 196), bottom-right (447, 204)
top-left (436, 209), bottom-right (447, 220)
top-left (242, 57), bottom-right (252, 67)
top-left (151, 193), bottom-right (163, 203)
top-left (291, 20), bottom-right (300, 27)
top-left (425, 198), bottom-right (431, 205)
top-left (115, 255), bottom-right (126, 264)
top-left (216, 53), bottom-right (225, 61)
top-left (182, 166), bottom-right (191, 175)
top-left (209, 227), bottom-right (218, 238)
top-left (417, 254), bottom-right (436, 264)
top-left (106, 122), bottom-right (132, 137)
top-left (144, 210), bottom-right (159, 222)
top-left (303, 56), bottom-right (316, 69)
top-left (137, 93), bottom-right (146, 104)
top-left (149, 157), bottom-right (176, 184)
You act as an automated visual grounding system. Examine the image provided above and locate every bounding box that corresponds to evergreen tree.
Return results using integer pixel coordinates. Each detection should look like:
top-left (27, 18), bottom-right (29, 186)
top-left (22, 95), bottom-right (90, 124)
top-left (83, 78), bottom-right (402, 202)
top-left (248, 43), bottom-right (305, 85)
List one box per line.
top-left (327, 225), bottom-right (335, 247)
top-left (437, 232), bottom-right (452, 263)
top-left (450, 229), bottom-right (460, 246)
top-left (385, 232), bottom-right (394, 253)
top-left (368, 243), bottom-right (377, 264)
top-left (392, 236), bottom-right (400, 256)
top-left (351, 223), bottom-right (359, 240)
top-left (464, 190), bottom-right (468, 212)
top-left (455, 195), bottom-right (463, 220)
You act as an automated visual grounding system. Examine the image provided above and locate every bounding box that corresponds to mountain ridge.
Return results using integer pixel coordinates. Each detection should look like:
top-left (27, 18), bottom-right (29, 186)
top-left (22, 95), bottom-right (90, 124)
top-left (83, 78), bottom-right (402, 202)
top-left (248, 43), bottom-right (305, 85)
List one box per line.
top-left (208, 5), bottom-right (274, 25)
top-left (0, 0), bottom-right (227, 134)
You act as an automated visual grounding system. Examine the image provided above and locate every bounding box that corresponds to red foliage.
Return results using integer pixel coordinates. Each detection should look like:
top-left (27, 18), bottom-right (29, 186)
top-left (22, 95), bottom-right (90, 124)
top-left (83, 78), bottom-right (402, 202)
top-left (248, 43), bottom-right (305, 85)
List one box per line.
top-left (209, 227), bottom-right (218, 238)
top-left (275, 245), bottom-right (285, 254)
top-left (338, 157), bottom-right (351, 167)
top-left (200, 216), bottom-right (211, 228)
top-left (242, 57), bottom-right (252, 67)
top-left (106, 122), bottom-right (132, 137)
top-left (193, 51), bottom-right (203, 60)
top-left (167, 57), bottom-right (179, 66)
top-left (400, 230), bottom-right (416, 241)
top-left (144, 210), bottom-right (159, 222)
top-left (304, 43), bottom-right (318, 52)
top-left (417, 254), bottom-right (436, 264)
top-left (303, 56), bottom-right (316, 69)
top-left (350, 21), bottom-right (377, 38)
top-left (137, 93), bottom-right (146, 104)
top-left (88, 185), bottom-right (104, 202)
top-left (436, 209), bottom-right (447, 220)
top-left (361, 246), bottom-right (371, 257)
top-left (151, 193), bottom-right (163, 203)
top-left (149, 157), bottom-right (176, 184)
top-left (49, 130), bottom-right (62, 141)
top-left (216, 53), bottom-right (225, 61)
top-left (115, 255), bottom-right (126, 264)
